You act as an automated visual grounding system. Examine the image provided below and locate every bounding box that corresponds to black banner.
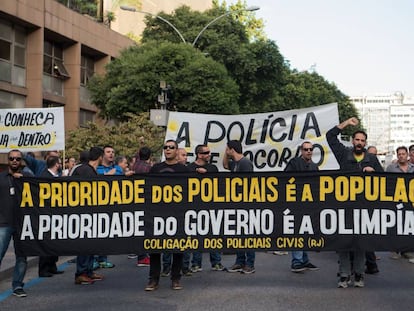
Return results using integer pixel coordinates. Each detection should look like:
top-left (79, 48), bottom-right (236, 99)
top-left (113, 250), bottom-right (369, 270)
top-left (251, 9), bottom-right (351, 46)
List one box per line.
top-left (14, 171), bottom-right (414, 256)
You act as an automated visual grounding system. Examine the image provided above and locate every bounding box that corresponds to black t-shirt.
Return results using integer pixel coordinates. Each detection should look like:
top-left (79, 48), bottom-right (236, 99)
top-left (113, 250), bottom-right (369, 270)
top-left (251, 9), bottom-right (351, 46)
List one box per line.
top-left (71, 163), bottom-right (97, 177)
top-left (150, 162), bottom-right (189, 173)
top-left (187, 162), bottom-right (218, 173)
top-left (284, 157), bottom-right (319, 172)
top-left (0, 170), bottom-right (32, 227)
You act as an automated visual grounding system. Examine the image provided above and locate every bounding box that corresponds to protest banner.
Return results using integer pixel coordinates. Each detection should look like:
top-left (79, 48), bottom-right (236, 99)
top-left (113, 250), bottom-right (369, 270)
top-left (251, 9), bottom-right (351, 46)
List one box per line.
top-left (0, 107), bottom-right (65, 152)
top-left (13, 171), bottom-right (414, 256)
top-left (165, 103), bottom-right (339, 171)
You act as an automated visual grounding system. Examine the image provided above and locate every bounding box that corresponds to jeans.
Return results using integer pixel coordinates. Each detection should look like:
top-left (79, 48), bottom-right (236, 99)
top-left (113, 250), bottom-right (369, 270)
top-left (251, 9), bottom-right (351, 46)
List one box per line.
top-left (209, 252), bottom-right (222, 266)
top-left (235, 251), bottom-right (255, 267)
top-left (192, 252), bottom-right (202, 267)
top-left (162, 252), bottom-right (171, 268)
top-left (0, 226), bottom-right (27, 290)
top-left (338, 251), bottom-right (365, 276)
top-left (96, 255), bottom-right (108, 263)
top-left (76, 255), bottom-right (94, 277)
top-left (291, 251), bottom-right (309, 267)
top-left (183, 252), bottom-right (191, 269)
top-left (191, 252), bottom-right (222, 267)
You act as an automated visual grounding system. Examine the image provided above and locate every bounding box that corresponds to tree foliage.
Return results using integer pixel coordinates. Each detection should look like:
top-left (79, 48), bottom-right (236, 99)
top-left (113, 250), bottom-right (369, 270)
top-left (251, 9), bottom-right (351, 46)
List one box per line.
top-left (206, 39), bottom-right (289, 113)
top-left (85, 1), bottom-right (359, 136)
top-left (139, 5), bottom-right (289, 114)
top-left (65, 113), bottom-right (165, 160)
top-left (88, 42), bottom-right (239, 120)
top-left (279, 71), bottom-right (360, 137)
top-left (213, 0), bottom-right (266, 41)
top-left (56, 0), bottom-right (97, 16)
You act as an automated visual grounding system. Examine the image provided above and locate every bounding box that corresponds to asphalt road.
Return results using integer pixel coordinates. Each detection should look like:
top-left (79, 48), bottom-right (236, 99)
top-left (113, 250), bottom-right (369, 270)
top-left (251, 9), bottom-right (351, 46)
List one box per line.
top-left (0, 251), bottom-right (413, 311)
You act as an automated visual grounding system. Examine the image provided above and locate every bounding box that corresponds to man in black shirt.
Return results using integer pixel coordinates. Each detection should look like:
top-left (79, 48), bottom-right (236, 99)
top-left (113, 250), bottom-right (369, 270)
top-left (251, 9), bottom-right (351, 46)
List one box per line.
top-left (326, 117), bottom-right (382, 288)
top-left (0, 149), bottom-right (33, 297)
top-left (145, 140), bottom-right (189, 291)
top-left (71, 147), bottom-right (105, 285)
top-left (185, 144), bottom-right (224, 273)
top-left (284, 141), bottom-right (319, 273)
top-left (38, 156), bottom-right (64, 277)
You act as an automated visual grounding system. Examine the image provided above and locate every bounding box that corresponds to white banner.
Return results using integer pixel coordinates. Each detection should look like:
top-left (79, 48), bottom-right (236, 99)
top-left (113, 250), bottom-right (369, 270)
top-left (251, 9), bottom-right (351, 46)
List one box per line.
top-left (165, 103), bottom-right (340, 171)
top-left (0, 107), bottom-right (65, 153)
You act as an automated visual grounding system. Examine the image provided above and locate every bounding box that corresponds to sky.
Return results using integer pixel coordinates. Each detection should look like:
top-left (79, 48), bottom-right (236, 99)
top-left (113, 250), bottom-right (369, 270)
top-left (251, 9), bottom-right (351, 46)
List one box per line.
top-left (225, 0), bottom-right (414, 96)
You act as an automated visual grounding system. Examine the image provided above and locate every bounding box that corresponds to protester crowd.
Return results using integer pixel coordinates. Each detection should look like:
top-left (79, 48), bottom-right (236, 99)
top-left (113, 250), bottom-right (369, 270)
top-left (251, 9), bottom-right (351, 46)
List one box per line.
top-left (2, 116), bottom-right (414, 297)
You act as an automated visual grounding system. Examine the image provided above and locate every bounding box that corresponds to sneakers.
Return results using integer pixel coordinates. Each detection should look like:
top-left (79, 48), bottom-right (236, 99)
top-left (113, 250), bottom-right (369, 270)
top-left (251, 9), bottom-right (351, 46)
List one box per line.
top-left (409, 258), bottom-right (414, 264)
top-left (354, 274), bottom-right (365, 288)
top-left (99, 261), bottom-right (115, 268)
top-left (191, 265), bottom-right (203, 273)
top-left (241, 266), bottom-right (256, 274)
top-left (390, 252), bottom-right (402, 259)
top-left (273, 251), bottom-right (288, 255)
top-left (227, 264), bottom-right (244, 273)
top-left (137, 257), bottom-right (150, 267)
top-left (291, 262), bottom-right (319, 273)
top-left (337, 276), bottom-right (352, 288)
top-left (305, 262), bottom-right (319, 271)
top-left (365, 267), bottom-right (379, 274)
top-left (291, 263), bottom-right (307, 273)
top-left (171, 280), bottom-right (183, 290)
top-left (75, 274), bottom-right (95, 285)
top-left (212, 263), bottom-right (225, 271)
top-left (127, 254), bottom-right (138, 259)
top-left (145, 280), bottom-right (159, 291)
top-left (12, 287), bottom-right (27, 297)
top-left (90, 272), bottom-right (104, 281)
top-left (182, 268), bottom-right (193, 276)
top-left (161, 265), bottom-right (171, 277)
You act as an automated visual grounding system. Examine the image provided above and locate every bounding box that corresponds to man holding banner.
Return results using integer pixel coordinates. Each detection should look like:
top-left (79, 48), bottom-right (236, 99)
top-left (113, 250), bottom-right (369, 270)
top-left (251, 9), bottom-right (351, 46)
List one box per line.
top-left (223, 140), bottom-right (256, 274)
top-left (71, 147), bottom-right (105, 285)
top-left (38, 156), bottom-right (64, 278)
top-left (284, 141), bottom-right (320, 273)
top-left (186, 144), bottom-right (225, 273)
top-left (326, 117), bottom-right (383, 288)
top-left (0, 149), bottom-right (33, 297)
top-left (145, 140), bottom-right (189, 291)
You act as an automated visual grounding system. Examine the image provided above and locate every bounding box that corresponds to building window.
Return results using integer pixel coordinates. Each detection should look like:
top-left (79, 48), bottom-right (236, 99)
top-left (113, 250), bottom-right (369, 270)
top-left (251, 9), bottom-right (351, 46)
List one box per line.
top-left (43, 41), bottom-right (70, 79)
top-left (80, 85), bottom-right (91, 104)
top-left (80, 55), bottom-right (94, 86)
top-left (42, 100), bottom-right (64, 108)
top-left (79, 109), bottom-right (95, 127)
top-left (79, 55), bottom-right (94, 103)
top-left (0, 21), bottom-right (26, 87)
top-left (0, 90), bottom-right (25, 108)
top-left (43, 41), bottom-right (70, 96)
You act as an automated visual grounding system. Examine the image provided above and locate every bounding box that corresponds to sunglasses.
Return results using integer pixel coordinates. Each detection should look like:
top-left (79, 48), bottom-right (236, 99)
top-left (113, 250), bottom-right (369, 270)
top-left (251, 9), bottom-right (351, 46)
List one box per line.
top-left (163, 145), bottom-right (176, 150)
top-left (9, 157), bottom-right (22, 161)
top-left (198, 151), bottom-right (210, 155)
top-left (302, 148), bottom-right (313, 152)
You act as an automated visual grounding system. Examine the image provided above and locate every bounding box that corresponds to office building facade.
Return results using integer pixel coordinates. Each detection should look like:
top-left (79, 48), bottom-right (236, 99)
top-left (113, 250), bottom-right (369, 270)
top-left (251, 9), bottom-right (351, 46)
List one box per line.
top-left (351, 92), bottom-right (414, 160)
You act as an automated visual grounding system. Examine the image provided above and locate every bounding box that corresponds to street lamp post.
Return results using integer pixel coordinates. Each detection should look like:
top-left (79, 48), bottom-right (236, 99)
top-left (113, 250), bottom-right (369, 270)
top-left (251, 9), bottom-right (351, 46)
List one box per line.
top-left (120, 5), bottom-right (260, 47)
top-left (120, 5), bottom-right (187, 44)
top-left (191, 6), bottom-right (260, 47)
top-left (120, 5), bottom-right (260, 126)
